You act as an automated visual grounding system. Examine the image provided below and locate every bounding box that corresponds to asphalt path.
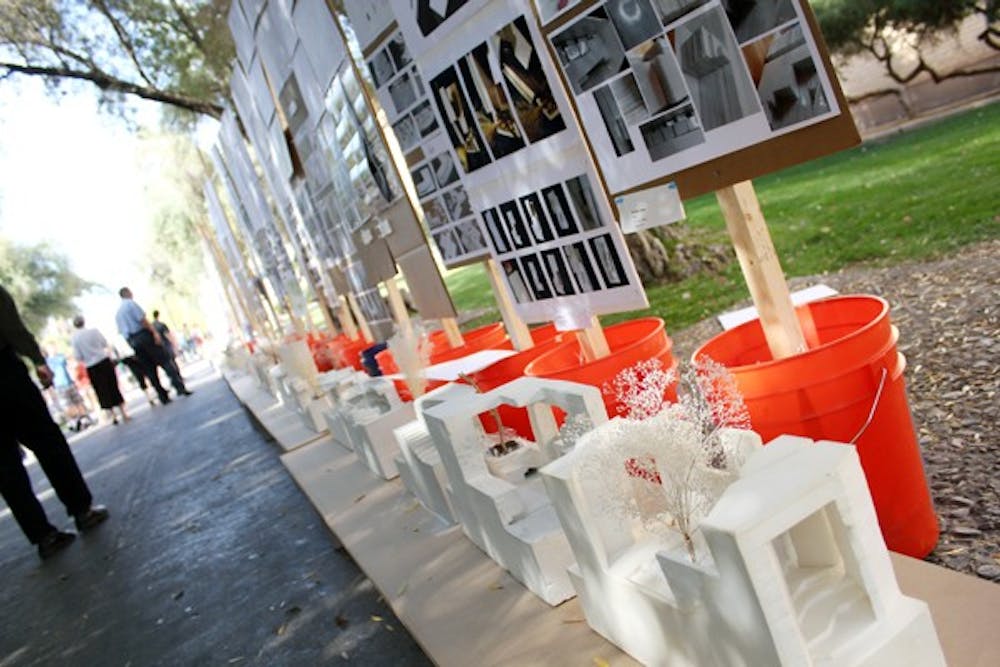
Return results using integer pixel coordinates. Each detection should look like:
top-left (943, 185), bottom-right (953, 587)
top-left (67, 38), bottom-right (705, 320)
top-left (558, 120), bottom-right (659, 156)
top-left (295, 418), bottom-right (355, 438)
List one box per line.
top-left (0, 361), bottom-right (431, 666)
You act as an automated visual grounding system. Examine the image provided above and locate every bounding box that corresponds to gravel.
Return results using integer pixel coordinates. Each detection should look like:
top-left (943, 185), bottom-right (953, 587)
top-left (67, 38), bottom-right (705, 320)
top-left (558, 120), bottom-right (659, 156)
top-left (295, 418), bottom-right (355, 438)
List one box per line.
top-left (668, 239), bottom-right (1000, 582)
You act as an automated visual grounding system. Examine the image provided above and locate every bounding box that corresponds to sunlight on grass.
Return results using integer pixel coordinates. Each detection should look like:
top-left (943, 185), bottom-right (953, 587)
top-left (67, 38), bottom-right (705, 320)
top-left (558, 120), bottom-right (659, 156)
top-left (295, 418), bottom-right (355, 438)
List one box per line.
top-left (446, 104), bottom-right (1000, 331)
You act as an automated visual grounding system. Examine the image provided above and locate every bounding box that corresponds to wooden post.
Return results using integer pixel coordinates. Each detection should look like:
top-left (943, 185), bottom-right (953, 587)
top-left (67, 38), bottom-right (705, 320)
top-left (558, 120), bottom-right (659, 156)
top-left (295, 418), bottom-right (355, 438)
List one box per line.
top-left (576, 316), bottom-right (610, 362)
top-left (716, 181), bottom-right (806, 359)
top-left (485, 258), bottom-right (534, 351)
top-left (440, 317), bottom-right (464, 348)
top-left (385, 276), bottom-right (414, 339)
top-left (338, 295), bottom-right (360, 340)
top-left (346, 292), bottom-right (374, 343)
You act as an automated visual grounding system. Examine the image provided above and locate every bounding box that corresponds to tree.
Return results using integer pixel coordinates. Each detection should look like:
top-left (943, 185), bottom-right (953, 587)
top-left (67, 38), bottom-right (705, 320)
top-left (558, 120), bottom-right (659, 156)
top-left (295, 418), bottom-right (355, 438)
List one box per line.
top-left (138, 132), bottom-right (209, 322)
top-left (814, 0), bottom-right (1000, 106)
top-left (0, 0), bottom-right (233, 122)
top-left (0, 237), bottom-right (90, 332)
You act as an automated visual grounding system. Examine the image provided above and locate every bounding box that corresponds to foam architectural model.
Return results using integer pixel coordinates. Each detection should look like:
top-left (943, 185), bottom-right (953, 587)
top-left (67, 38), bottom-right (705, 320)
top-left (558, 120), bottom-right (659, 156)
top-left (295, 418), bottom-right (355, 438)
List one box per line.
top-left (341, 377), bottom-right (414, 480)
top-left (421, 377), bottom-right (608, 605)
top-left (276, 340), bottom-right (330, 433)
top-left (393, 383), bottom-right (478, 527)
top-left (541, 433), bottom-right (946, 666)
top-left (320, 369), bottom-right (377, 452)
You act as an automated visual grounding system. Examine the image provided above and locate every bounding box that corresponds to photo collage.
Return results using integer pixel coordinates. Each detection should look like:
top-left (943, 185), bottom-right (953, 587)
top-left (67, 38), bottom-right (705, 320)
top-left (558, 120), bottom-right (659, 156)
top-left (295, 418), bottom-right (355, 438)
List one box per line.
top-left (484, 172), bottom-right (632, 306)
top-left (428, 15), bottom-right (567, 176)
top-left (546, 0), bottom-right (836, 186)
top-left (323, 64), bottom-right (400, 231)
top-left (367, 28), bottom-right (491, 267)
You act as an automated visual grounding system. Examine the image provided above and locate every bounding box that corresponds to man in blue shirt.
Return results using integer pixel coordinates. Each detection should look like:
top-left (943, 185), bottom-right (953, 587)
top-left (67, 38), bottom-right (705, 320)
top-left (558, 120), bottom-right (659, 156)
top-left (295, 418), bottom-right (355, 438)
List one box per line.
top-left (115, 287), bottom-right (191, 403)
top-left (0, 284), bottom-right (109, 559)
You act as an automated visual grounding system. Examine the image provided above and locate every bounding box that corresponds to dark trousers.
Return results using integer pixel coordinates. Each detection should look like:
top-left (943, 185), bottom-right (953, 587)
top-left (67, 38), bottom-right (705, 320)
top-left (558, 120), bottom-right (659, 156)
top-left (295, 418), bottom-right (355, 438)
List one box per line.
top-left (0, 349), bottom-right (93, 543)
top-left (128, 330), bottom-right (186, 400)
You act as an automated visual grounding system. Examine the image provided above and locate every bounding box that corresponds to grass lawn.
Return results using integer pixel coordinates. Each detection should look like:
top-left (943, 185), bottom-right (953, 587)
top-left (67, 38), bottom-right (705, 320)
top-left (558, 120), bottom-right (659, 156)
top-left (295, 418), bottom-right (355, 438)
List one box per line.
top-left (444, 102), bottom-right (1000, 331)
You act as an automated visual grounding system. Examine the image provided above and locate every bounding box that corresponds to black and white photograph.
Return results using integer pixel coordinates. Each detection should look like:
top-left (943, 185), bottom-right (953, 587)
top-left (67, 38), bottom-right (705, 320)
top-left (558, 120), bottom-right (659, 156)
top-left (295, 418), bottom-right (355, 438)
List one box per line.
top-left (593, 83), bottom-right (636, 156)
top-left (520, 254), bottom-right (554, 300)
top-left (433, 228), bottom-right (463, 261)
top-left (745, 24), bottom-right (830, 131)
top-left (551, 7), bottom-right (628, 94)
top-left (430, 66), bottom-right (492, 172)
top-left (388, 32), bottom-right (413, 70)
top-left (388, 71), bottom-right (420, 115)
top-left (458, 42), bottom-right (526, 159)
top-left (493, 16), bottom-right (567, 143)
top-left (502, 259), bottom-right (533, 303)
top-left (564, 241), bottom-right (600, 292)
top-left (423, 196), bottom-right (450, 229)
top-left (499, 200), bottom-right (532, 249)
top-left (541, 248), bottom-right (575, 297)
top-left (483, 208), bottom-right (511, 254)
top-left (519, 192), bottom-right (555, 243)
top-left (369, 47), bottom-right (395, 88)
top-left (411, 163), bottom-right (438, 197)
top-left (639, 102), bottom-right (706, 160)
top-left (541, 184), bottom-right (580, 236)
top-left (412, 100), bottom-right (440, 137)
top-left (606, 0), bottom-right (661, 51)
top-left (588, 234), bottom-right (628, 287)
top-left (565, 175), bottom-right (604, 230)
top-left (673, 6), bottom-right (761, 131)
top-left (443, 185), bottom-right (474, 220)
top-left (416, 0), bottom-right (471, 37)
top-left (724, 0), bottom-right (797, 44)
top-left (652, 0), bottom-right (711, 26)
top-left (431, 151), bottom-right (460, 188)
top-left (536, 0), bottom-right (585, 25)
top-left (392, 114), bottom-right (420, 152)
top-left (455, 220), bottom-right (488, 252)
top-left (627, 37), bottom-right (689, 116)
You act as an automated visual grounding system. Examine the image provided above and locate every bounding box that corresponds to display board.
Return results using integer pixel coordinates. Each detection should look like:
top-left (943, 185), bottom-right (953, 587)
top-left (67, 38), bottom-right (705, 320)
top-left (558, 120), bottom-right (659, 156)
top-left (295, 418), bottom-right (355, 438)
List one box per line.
top-left (204, 179), bottom-right (269, 326)
top-left (538, 0), bottom-right (859, 198)
top-left (387, 0), bottom-right (648, 325)
top-left (344, 4), bottom-right (492, 269)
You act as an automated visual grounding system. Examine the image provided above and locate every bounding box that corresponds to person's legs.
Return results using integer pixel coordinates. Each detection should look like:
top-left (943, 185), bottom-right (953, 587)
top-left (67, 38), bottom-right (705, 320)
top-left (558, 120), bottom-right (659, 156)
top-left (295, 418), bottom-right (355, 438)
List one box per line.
top-left (130, 333), bottom-right (171, 403)
top-left (154, 345), bottom-right (188, 395)
top-left (0, 437), bottom-right (57, 543)
top-left (0, 352), bottom-right (97, 544)
top-left (10, 378), bottom-right (94, 518)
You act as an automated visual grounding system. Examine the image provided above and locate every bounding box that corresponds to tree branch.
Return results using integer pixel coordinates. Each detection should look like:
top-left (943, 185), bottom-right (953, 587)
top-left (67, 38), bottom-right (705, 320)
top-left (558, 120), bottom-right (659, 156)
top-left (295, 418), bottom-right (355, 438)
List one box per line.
top-left (90, 0), bottom-right (155, 87)
top-left (0, 61), bottom-right (223, 117)
top-left (168, 0), bottom-right (204, 51)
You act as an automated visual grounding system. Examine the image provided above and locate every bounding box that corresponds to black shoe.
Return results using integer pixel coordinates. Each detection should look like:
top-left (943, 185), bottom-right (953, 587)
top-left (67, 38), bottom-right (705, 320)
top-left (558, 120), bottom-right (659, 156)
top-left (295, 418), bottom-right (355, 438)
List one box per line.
top-left (74, 505), bottom-right (109, 532)
top-left (38, 530), bottom-right (75, 559)
top-left (160, 396), bottom-right (172, 405)
top-left (178, 389), bottom-right (193, 396)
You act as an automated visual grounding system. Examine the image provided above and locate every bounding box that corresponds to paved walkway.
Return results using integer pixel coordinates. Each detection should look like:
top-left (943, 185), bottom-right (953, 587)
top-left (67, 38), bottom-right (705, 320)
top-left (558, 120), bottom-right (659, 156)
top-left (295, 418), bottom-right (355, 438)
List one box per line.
top-left (0, 362), bottom-right (430, 666)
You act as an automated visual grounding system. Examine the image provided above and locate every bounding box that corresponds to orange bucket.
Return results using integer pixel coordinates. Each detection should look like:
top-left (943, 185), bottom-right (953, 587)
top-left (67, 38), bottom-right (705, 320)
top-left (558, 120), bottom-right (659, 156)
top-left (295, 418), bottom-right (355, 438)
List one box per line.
top-left (693, 295), bottom-right (938, 558)
top-left (524, 317), bottom-right (678, 418)
top-left (377, 322), bottom-right (511, 402)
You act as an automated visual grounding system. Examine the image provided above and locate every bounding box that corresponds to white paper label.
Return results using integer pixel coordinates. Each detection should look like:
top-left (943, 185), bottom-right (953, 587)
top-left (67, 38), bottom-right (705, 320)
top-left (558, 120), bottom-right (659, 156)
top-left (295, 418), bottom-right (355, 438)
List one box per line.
top-left (376, 218), bottom-right (392, 238)
top-left (360, 228), bottom-right (373, 245)
top-left (616, 182), bottom-right (686, 233)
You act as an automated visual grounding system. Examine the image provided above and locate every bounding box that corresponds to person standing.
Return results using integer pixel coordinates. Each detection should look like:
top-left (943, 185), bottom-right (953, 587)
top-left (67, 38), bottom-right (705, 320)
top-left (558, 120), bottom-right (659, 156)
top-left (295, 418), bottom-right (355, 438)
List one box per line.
top-left (0, 284), bottom-right (109, 559)
top-left (151, 309), bottom-right (181, 378)
top-left (71, 315), bottom-right (130, 425)
top-left (45, 348), bottom-right (94, 432)
top-left (114, 287), bottom-right (191, 403)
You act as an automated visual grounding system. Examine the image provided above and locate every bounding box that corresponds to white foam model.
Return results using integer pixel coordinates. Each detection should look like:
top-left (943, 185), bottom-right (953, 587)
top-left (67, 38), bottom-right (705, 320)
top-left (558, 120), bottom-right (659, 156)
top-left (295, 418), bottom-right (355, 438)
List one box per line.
top-left (541, 434), bottom-right (946, 666)
top-left (341, 378), bottom-right (414, 480)
top-left (267, 364), bottom-right (293, 406)
top-left (286, 376), bottom-right (331, 433)
top-left (421, 377), bottom-right (608, 606)
top-left (319, 369), bottom-right (374, 451)
top-left (392, 383), bottom-right (477, 527)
